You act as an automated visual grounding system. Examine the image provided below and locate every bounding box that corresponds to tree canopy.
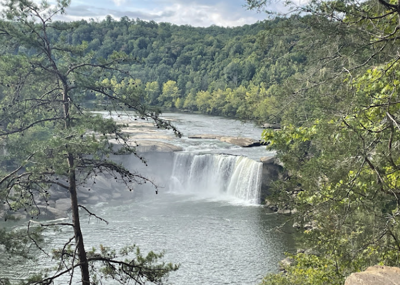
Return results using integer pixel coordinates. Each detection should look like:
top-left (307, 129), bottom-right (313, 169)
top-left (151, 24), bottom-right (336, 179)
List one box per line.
top-left (0, 12), bottom-right (309, 122)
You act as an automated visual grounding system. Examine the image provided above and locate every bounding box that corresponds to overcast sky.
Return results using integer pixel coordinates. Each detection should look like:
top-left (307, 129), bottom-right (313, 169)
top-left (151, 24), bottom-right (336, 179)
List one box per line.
top-left (55, 0), bottom-right (270, 27)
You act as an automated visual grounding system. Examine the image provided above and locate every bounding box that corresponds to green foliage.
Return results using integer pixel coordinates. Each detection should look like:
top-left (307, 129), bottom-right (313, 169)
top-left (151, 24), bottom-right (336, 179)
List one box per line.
top-left (261, 254), bottom-right (343, 285)
top-left (3, 13), bottom-right (310, 122)
top-left (261, 62), bottom-right (400, 279)
top-left (159, 80), bottom-right (180, 108)
top-left (87, 244), bottom-right (179, 285)
top-left (250, 0), bottom-right (400, 283)
top-left (0, 225), bottom-right (42, 260)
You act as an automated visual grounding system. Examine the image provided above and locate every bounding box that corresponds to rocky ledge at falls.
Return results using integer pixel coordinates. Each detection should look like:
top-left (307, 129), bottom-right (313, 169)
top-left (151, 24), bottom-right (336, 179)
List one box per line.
top-left (188, 134), bottom-right (267, 147)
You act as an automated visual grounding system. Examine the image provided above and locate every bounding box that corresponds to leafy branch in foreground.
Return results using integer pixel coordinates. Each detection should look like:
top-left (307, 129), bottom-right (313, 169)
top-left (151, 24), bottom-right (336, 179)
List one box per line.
top-left (248, 0), bottom-right (400, 283)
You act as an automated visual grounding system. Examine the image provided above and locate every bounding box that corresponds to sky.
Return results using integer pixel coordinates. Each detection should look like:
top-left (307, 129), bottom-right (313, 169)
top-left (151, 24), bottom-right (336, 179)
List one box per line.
top-left (55, 0), bottom-right (270, 27)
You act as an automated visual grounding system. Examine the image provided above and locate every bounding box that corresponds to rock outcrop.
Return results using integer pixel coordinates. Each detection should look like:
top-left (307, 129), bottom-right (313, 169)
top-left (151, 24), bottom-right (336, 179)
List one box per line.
top-left (135, 140), bottom-right (183, 152)
top-left (260, 155), bottom-right (284, 204)
top-left (262, 123), bottom-right (281, 129)
top-left (188, 134), bottom-right (264, 147)
top-left (345, 266), bottom-right (400, 285)
top-left (219, 136), bottom-right (258, 147)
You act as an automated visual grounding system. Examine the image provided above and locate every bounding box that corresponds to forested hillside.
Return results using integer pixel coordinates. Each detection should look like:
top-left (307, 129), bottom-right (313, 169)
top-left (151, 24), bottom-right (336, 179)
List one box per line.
top-left (25, 16), bottom-right (307, 122)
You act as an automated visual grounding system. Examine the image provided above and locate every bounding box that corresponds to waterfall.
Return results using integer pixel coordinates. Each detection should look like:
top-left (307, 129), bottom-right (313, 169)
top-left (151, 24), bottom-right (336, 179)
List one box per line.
top-left (170, 153), bottom-right (262, 204)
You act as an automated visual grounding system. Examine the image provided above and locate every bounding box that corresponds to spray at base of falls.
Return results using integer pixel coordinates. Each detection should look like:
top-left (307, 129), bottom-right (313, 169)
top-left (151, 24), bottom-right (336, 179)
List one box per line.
top-left (169, 153), bottom-right (263, 204)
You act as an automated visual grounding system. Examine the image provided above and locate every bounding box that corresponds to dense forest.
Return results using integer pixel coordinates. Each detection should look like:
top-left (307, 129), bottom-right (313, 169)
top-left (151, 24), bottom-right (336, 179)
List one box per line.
top-left (9, 15), bottom-right (305, 123)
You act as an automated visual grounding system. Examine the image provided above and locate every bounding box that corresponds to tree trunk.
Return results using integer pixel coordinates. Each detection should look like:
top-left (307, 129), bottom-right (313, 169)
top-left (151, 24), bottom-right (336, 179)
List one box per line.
top-left (63, 82), bottom-right (90, 284)
top-left (68, 153), bottom-right (90, 285)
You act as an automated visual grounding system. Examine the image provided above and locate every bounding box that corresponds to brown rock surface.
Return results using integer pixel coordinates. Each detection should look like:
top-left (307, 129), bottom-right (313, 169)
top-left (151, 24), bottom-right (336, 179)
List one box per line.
top-left (345, 266), bottom-right (400, 285)
top-left (188, 134), bottom-right (260, 147)
top-left (219, 136), bottom-right (257, 147)
top-left (260, 156), bottom-right (275, 164)
top-left (135, 140), bottom-right (183, 152)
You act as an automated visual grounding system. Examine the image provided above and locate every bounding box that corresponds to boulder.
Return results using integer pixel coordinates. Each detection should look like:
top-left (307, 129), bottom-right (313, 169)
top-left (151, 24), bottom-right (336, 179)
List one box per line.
top-left (135, 140), bottom-right (183, 152)
top-left (219, 136), bottom-right (258, 147)
top-left (262, 123), bottom-right (281, 129)
top-left (345, 266), bottom-right (400, 285)
top-left (260, 156), bottom-right (275, 164)
top-left (279, 257), bottom-right (295, 272)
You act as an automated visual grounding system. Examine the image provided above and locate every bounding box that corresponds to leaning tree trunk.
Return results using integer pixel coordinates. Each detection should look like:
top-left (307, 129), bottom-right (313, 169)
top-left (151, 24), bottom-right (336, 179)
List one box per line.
top-left (68, 154), bottom-right (90, 285)
top-left (62, 83), bottom-right (90, 284)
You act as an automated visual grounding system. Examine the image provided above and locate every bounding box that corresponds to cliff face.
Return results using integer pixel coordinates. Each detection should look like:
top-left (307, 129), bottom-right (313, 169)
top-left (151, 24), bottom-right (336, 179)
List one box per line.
top-left (260, 156), bottom-right (283, 204)
top-left (345, 266), bottom-right (400, 285)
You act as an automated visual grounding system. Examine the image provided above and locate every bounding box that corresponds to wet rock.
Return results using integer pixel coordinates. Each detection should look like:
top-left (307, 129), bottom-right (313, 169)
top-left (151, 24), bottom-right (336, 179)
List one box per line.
top-left (264, 199), bottom-right (278, 212)
top-left (262, 123), bottom-right (281, 129)
top-left (345, 266), bottom-right (400, 285)
top-left (279, 257), bottom-right (295, 272)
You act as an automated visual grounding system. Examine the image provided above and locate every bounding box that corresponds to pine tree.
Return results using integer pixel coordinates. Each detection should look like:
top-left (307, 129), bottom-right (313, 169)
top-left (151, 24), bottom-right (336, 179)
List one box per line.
top-left (0, 0), bottom-right (179, 283)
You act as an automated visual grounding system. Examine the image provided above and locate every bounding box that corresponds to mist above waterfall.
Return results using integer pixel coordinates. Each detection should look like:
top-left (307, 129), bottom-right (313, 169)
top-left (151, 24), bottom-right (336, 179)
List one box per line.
top-left (170, 152), bottom-right (262, 204)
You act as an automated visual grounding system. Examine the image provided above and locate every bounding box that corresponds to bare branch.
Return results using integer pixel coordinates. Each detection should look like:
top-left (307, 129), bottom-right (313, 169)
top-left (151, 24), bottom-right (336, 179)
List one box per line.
top-left (28, 221), bottom-right (50, 257)
top-left (78, 205), bottom-right (109, 225)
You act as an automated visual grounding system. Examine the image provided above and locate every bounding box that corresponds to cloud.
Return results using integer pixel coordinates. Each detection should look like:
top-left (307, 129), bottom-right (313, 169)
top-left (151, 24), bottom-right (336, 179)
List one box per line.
top-left (55, 0), bottom-right (266, 27)
top-left (112, 0), bottom-right (127, 6)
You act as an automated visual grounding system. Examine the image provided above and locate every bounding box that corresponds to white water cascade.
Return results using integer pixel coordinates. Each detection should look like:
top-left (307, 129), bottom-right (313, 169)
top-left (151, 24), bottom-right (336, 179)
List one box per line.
top-left (169, 152), bottom-right (263, 204)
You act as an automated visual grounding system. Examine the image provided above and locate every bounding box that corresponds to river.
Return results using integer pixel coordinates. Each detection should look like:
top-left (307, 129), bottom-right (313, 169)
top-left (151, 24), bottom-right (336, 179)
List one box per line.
top-left (1, 112), bottom-right (295, 284)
